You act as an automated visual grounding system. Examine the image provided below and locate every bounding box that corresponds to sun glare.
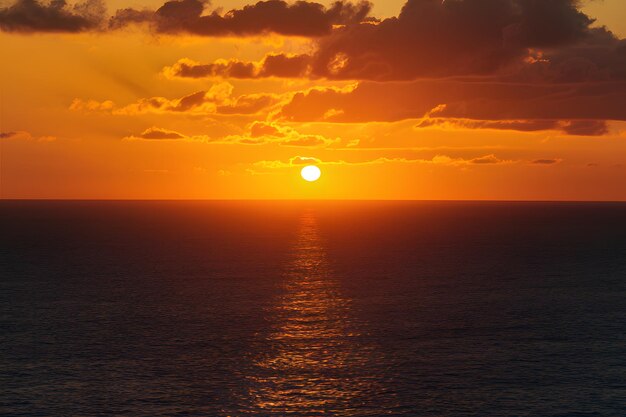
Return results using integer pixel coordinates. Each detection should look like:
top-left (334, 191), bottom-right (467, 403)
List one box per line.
top-left (301, 165), bottom-right (321, 182)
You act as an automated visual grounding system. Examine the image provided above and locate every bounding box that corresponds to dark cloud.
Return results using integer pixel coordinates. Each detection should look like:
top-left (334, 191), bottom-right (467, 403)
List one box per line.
top-left (0, 131), bottom-right (18, 139)
top-left (172, 90), bottom-right (207, 112)
top-left (415, 118), bottom-right (559, 132)
top-left (506, 29), bottom-right (626, 83)
top-left (71, 82), bottom-right (280, 116)
top-left (415, 117), bottom-right (609, 136)
top-left (158, 0), bottom-right (626, 101)
top-left (107, 7), bottom-right (153, 30)
top-left (308, 0), bottom-right (619, 81)
top-left (258, 54), bottom-right (312, 77)
top-left (110, 0), bottom-right (372, 37)
top-left (166, 54), bottom-right (311, 79)
top-left (165, 0), bottom-right (623, 83)
top-left (171, 60), bottom-right (256, 79)
top-left (0, 0), bottom-right (104, 33)
top-left (559, 119), bottom-right (609, 136)
top-left (277, 80), bottom-right (624, 135)
top-left (532, 158), bottom-right (562, 165)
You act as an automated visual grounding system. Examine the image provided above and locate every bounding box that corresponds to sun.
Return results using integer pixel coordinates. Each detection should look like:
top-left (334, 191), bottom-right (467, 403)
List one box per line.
top-left (301, 165), bottom-right (321, 182)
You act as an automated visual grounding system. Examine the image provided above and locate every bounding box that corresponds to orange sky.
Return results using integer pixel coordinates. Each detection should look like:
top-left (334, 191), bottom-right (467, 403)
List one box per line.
top-left (1, 0), bottom-right (626, 200)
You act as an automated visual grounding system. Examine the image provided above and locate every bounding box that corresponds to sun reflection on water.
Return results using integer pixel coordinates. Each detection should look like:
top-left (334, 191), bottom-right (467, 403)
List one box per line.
top-left (244, 209), bottom-right (387, 415)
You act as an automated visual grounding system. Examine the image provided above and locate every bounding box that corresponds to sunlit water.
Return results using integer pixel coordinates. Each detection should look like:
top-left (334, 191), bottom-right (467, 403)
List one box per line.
top-left (1, 201), bottom-right (625, 416)
top-left (241, 210), bottom-right (393, 415)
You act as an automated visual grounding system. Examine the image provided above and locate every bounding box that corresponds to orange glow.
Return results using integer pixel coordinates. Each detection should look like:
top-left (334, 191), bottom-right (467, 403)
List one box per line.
top-left (1, 1), bottom-right (625, 200)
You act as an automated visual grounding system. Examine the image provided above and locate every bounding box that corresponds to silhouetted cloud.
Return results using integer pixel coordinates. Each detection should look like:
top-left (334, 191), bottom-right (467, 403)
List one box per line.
top-left (71, 82), bottom-right (283, 116)
top-left (0, 131), bottom-right (18, 139)
top-left (0, 130), bottom-right (55, 141)
top-left (249, 122), bottom-right (284, 138)
top-left (1, 0), bottom-right (372, 35)
top-left (0, 0), bottom-right (104, 33)
top-left (308, 0), bottom-right (620, 81)
top-left (110, 0), bottom-right (372, 37)
top-left (277, 80), bottom-right (622, 135)
top-left (532, 158), bottom-right (562, 165)
top-left (559, 120), bottom-right (609, 136)
top-left (161, 0), bottom-right (625, 85)
top-left (416, 118), bottom-right (559, 132)
top-left (225, 122), bottom-right (334, 147)
top-left (127, 122), bottom-right (332, 147)
top-left (415, 118), bottom-right (609, 136)
top-left (165, 54), bottom-right (312, 79)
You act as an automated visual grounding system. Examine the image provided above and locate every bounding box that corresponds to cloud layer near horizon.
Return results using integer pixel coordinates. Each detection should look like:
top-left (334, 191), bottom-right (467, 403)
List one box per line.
top-left (275, 80), bottom-right (623, 135)
top-left (3, 0), bottom-right (626, 136)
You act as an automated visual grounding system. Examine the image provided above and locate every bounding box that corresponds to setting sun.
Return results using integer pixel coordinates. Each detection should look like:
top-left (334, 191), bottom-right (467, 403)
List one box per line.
top-left (301, 165), bottom-right (321, 182)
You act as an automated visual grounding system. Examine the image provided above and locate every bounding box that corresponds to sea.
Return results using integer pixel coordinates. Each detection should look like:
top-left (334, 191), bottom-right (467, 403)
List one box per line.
top-left (1, 201), bottom-right (625, 416)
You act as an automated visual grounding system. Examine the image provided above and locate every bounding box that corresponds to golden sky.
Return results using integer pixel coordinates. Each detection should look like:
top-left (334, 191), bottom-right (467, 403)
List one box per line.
top-left (1, 0), bottom-right (626, 200)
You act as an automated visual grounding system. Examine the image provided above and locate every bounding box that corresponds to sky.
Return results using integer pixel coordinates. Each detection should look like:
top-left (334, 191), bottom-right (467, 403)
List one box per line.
top-left (1, 0), bottom-right (626, 200)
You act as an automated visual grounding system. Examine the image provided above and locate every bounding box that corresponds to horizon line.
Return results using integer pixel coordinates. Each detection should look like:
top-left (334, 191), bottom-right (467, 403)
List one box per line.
top-left (1, 198), bottom-right (626, 203)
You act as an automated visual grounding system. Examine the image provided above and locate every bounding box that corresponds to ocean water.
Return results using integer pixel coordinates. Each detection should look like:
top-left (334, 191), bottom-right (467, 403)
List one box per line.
top-left (1, 201), bottom-right (625, 416)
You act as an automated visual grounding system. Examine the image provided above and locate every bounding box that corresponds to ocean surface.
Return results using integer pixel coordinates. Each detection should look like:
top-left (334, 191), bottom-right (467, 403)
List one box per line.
top-left (1, 201), bottom-right (625, 416)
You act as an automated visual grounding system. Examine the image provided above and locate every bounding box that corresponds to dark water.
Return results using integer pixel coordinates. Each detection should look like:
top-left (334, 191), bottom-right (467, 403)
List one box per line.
top-left (1, 201), bottom-right (625, 416)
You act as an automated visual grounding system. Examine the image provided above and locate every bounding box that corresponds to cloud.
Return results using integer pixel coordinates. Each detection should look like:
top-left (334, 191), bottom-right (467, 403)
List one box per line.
top-left (215, 94), bottom-right (280, 115)
top-left (251, 153), bottom-right (513, 172)
top-left (0, 130), bottom-right (56, 141)
top-left (469, 154), bottom-right (506, 165)
top-left (110, 0), bottom-right (372, 37)
top-left (130, 1), bottom-right (626, 134)
top-left (137, 127), bottom-right (186, 140)
top-left (249, 121), bottom-right (284, 138)
top-left (126, 122), bottom-right (333, 147)
top-left (164, 54), bottom-right (312, 79)
top-left (415, 117), bottom-right (609, 136)
top-left (290, 156), bottom-right (322, 165)
top-left (2, 0), bottom-right (372, 35)
top-left (559, 120), bottom-right (609, 136)
top-left (157, 0), bottom-right (626, 86)
top-left (164, 58), bottom-right (257, 79)
top-left (276, 80), bottom-right (624, 135)
top-left (69, 98), bottom-right (115, 112)
top-left (125, 127), bottom-right (213, 142)
top-left (0, 0), bottom-right (105, 33)
top-left (71, 82), bottom-right (283, 116)
top-left (532, 158), bottom-right (563, 165)
top-left (307, 0), bottom-right (622, 81)
top-left (226, 122), bottom-right (334, 147)
top-left (416, 118), bottom-right (558, 132)
top-left (0, 131), bottom-right (18, 139)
